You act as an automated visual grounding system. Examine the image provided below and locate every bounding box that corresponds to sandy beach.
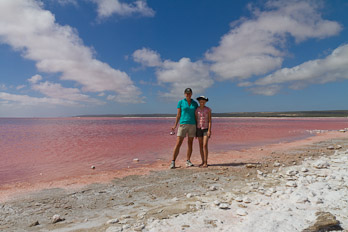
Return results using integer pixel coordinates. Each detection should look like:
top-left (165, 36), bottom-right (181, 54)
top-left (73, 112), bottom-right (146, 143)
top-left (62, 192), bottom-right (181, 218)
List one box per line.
top-left (1, 130), bottom-right (348, 232)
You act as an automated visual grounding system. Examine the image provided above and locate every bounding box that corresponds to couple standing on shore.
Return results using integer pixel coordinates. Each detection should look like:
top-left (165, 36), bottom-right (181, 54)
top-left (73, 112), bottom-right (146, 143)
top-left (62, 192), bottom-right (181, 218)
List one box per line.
top-left (170, 88), bottom-right (212, 169)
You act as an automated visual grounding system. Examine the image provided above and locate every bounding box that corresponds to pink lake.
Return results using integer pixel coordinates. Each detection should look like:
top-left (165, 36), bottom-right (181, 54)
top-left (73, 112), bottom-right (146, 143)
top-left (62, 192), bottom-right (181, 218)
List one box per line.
top-left (1, 117), bottom-right (347, 186)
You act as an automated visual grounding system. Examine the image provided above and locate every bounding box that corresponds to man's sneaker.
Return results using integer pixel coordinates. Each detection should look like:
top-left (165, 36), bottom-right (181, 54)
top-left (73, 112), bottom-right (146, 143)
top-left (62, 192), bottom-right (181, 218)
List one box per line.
top-left (170, 161), bottom-right (175, 169)
top-left (186, 160), bottom-right (194, 167)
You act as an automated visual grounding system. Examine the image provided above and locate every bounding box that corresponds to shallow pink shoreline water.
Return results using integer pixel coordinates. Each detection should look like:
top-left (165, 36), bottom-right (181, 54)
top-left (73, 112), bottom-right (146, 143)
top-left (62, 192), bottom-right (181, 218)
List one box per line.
top-left (1, 117), bottom-right (348, 188)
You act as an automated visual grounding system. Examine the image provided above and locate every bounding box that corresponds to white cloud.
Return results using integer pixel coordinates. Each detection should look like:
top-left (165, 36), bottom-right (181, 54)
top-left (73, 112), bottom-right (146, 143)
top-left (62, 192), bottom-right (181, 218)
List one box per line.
top-left (0, 0), bottom-right (142, 103)
top-left (0, 92), bottom-right (77, 106)
top-left (205, 0), bottom-right (342, 81)
top-left (31, 81), bottom-right (104, 104)
top-left (92, 0), bottom-right (155, 19)
top-left (133, 48), bottom-right (214, 99)
top-left (248, 85), bottom-right (282, 96)
top-left (28, 74), bottom-right (43, 84)
top-left (132, 48), bottom-right (162, 67)
top-left (16, 85), bottom-right (26, 90)
top-left (156, 58), bottom-right (214, 99)
top-left (255, 44), bottom-right (348, 89)
top-left (57, 0), bottom-right (78, 6)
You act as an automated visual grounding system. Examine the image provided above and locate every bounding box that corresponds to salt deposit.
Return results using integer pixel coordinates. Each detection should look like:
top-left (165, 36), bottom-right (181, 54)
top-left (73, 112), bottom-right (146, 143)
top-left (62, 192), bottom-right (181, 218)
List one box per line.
top-left (146, 149), bottom-right (348, 232)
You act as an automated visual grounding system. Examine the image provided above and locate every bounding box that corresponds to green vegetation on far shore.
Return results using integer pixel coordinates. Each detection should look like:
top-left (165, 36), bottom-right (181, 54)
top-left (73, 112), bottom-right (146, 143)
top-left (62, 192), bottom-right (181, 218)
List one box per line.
top-left (76, 110), bottom-right (348, 118)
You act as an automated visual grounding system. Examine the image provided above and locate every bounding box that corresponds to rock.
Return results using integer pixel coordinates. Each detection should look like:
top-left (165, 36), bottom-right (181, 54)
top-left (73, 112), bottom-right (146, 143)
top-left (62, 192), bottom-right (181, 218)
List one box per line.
top-left (303, 212), bottom-right (343, 232)
top-left (273, 161), bottom-right (281, 167)
top-left (257, 170), bottom-right (263, 175)
top-left (219, 203), bottom-right (230, 209)
top-left (301, 167), bottom-right (309, 172)
top-left (336, 145), bottom-right (342, 149)
top-left (133, 158), bottom-right (139, 162)
top-left (285, 181), bottom-right (297, 187)
top-left (246, 164), bottom-right (256, 168)
top-left (327, 146), bottom-right (335, 150)
top-left (235, 197), bottom-right (243, 202)
top-left (286, 170), bottom-right (298, 176)
top-left (133, 224), bottom-right (145, 231)
top-left (339, 129), bottom-right (346, 133)
top-left (313, 161), bottom-right (330, 169)
top-left (106, 226), bottom-right (123, 232)
top-left (236, 209), bottom-right (248, 216)
top-left (52, 214), bottom-right (65, 224)
top-left (29, 220), bottom-right (39, 227)
top-left (243, 197), bottom-right (252, 203)
top-left (91, 165), bottom-right (95, 169)
top-left (213, 200), bottom-right (221, 206)
top-left (186, 193), bottom-right (194, 198)
top-left (106, 218), bottom-right (119, 224)
top-left (209, 186), bottom-right (218, 191)
top-left (295, 196), bottom-right (309, 204)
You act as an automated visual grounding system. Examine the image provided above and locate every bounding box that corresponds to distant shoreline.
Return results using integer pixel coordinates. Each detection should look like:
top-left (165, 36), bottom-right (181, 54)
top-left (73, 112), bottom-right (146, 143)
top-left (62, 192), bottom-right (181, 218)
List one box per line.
top-left (76, 110), bottom-right (348, 118)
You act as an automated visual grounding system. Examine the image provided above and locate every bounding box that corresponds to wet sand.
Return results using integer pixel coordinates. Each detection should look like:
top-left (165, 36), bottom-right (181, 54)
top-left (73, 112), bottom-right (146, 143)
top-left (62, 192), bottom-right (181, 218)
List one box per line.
top-left (1, 130), bottom-right (347, 231)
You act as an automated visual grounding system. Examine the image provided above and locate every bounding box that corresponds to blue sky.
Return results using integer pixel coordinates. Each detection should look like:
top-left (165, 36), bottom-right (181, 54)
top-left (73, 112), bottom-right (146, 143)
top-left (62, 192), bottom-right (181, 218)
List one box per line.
top-left (0, 0), bottom-right (348, 117)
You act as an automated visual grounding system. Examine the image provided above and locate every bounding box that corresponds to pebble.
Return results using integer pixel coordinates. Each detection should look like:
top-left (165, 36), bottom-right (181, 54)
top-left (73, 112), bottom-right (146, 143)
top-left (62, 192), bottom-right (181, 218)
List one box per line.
top-left (91, 165), bottom-right (95, 169)
top-left (219, 203), bottom-right (230, 209)
top-left (236, 209), bottom-right (248, 216)
top-left (209, 186), bottom-right (218, 191)
top-left (133, 158), bottom-right (139, 162)
top-left (243, 197), bottom-right (252, 203)
top-left (106, 218), bottom-right (119, 224)
top-left (285, 181), bottom-right (297, 187)
top-left (313, 160), bottom-right (329, 169)
top-left (133, 224), bottom-right (145, 231)
top-left (106, 226), bottom-right (123, 232)
top-left (235, 197), bottom-right (243, 202)
top-left (186, 193), bottom-right (194, 198)
top-left (52, 214), bottom-right (65, 224)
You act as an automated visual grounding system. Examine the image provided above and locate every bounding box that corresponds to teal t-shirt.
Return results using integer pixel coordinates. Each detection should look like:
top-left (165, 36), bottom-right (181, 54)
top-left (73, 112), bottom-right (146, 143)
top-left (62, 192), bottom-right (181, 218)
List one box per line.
top-left (177, 99), bottom-right (198, 125)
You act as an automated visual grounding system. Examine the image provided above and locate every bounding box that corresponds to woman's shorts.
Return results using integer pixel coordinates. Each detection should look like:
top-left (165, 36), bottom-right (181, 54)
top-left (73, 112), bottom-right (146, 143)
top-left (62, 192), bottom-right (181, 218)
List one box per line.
top-left (196, 128), bottom-right (208, 137)
top-left (177, 124), bottom-right (196, 138)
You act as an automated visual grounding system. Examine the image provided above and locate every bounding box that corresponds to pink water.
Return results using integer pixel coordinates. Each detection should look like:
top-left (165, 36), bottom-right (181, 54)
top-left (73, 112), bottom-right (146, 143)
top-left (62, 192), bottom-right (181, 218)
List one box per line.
top-left (1, 117), bottom-right (347, 186)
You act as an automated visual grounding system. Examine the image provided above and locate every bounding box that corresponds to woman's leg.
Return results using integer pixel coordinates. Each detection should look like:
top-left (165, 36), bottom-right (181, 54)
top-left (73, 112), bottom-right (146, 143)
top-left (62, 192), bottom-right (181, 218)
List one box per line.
top-left (198, 137), bottom-right (204, 166)
top-left (203, 135), bottom-right (209, 167)
top-left (172, 136), bottom-right (184, 161)
top-left (187, 137), bottom-right (194, 161)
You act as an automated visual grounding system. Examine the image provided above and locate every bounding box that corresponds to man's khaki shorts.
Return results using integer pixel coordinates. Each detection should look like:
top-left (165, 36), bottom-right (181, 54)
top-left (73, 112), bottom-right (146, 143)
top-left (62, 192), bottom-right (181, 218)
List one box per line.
top-left (177, 124), bottom-right (196, 138)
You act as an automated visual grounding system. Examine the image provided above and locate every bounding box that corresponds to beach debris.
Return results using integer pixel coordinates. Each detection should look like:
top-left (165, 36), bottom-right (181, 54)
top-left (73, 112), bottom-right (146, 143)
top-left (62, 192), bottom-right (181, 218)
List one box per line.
top-left (133, 158), bottom-right (139, 162)
top-left (106, 218), bottom-right (119, 224)
top-left (52, 214), bottom-right (65, 224)
top-left (29, 220), bottom-right (40, 227)
top-left (219, 203), bottom-right (230, 209)
top-left (313, 160), bottom-right (329, 169)
top-left (91, 165), bottom-right (95, 169)
top-left (204, 219), bottom-right (218, 227)
top-left (303, 212), bottom-right (343, 232)
top-left (236, 209), bottom-right (248, 216)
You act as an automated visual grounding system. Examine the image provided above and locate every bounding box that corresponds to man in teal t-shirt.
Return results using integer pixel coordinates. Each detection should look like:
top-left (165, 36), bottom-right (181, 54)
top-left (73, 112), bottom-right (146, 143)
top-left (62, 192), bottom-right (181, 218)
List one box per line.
top-left (170, 88), bottom-right (198, 169)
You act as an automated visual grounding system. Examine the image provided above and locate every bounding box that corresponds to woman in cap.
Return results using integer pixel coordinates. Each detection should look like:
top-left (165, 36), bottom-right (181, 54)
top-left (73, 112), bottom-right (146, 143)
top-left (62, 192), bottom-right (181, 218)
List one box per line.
top-left (170, 88), bottom-right (198, 169)
top-left (195, 96), bottom-right (212, 168)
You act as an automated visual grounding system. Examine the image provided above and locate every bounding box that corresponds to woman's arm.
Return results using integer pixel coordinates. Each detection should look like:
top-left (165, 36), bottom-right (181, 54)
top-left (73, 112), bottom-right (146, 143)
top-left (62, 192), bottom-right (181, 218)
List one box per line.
top-left (207, 109), bottom-right (212, 137)
top-left (172, 108), bottom-right (181, 130)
